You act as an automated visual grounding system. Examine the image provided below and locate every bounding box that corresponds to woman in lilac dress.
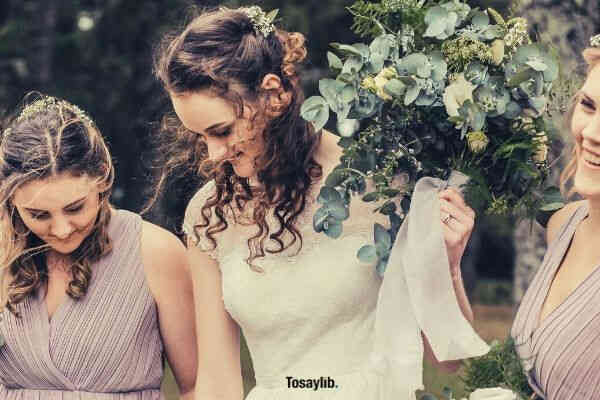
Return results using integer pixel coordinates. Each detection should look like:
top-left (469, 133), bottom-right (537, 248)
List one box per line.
top-left (0, 94), bottom-right (196, 399)
top-left (512, 43), bottom-right (600, 399)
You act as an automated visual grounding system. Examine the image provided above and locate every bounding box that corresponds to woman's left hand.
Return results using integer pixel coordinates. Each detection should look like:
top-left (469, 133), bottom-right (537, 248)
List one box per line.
top-left (438, 188), bottom-right (475, 277)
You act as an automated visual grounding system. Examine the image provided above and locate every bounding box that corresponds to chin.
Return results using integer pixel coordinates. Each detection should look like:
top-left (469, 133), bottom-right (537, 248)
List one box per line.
top-left (46, 237), bottom-right (85, 255)
top-left (574, 162), bottom-right (600, 198)
top-left (231, 160), bottom-right (257, 179)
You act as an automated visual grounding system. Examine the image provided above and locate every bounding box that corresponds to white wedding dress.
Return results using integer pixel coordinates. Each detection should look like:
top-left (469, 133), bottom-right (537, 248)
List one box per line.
top-left (183, 176), bottom-right (488, 400)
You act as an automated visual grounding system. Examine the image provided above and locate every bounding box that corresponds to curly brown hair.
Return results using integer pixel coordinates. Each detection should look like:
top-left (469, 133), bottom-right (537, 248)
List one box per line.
top-left (560, 48), bottom-right (600, 197)
top-left (153, 7), bottom-right (322, 270)
top-left (0, 93), bottom-right (114, 315)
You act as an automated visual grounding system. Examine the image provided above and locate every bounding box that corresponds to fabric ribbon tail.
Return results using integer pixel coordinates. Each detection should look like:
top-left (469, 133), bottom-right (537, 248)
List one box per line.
top-left (371, 170), bottom-right (490, 399)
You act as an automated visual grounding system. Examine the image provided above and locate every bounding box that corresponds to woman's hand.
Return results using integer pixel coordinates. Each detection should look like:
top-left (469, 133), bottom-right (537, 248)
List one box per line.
top-left (438, 188), bottom-right (476, 276)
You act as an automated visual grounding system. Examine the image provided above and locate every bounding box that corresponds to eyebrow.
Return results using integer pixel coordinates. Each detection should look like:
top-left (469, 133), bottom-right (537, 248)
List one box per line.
top-left (24, 196), bottom-right (87, 213)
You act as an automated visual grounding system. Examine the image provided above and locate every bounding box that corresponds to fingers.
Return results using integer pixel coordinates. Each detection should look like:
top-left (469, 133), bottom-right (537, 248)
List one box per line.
top-left (439, 188), bottom-right (475, 220)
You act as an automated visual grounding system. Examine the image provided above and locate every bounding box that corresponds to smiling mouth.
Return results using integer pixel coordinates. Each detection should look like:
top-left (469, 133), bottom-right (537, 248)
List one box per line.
top-left (583, 150), bottom-right (600, 167)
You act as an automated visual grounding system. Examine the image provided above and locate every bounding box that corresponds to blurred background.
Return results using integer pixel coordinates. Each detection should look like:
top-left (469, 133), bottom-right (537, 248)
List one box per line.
top-left (1, 0), bottom-right (597, 398)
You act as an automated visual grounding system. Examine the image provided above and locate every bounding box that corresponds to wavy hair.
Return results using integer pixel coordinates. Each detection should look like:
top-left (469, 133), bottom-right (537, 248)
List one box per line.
top-left (560, 48), bottom-right (600, 197)
top-left (0, 93), bottom-right (114, 315)
top-left (152, 7), bottom-right (322, 270)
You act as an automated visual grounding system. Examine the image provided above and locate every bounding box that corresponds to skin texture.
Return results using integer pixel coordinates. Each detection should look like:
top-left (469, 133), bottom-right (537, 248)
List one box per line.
top-left (12, 172), bottom-right (197, 399)
top-left (180, 76), bottom-right (476, 399)
top-left (540, 63), bottom-right (600, 328)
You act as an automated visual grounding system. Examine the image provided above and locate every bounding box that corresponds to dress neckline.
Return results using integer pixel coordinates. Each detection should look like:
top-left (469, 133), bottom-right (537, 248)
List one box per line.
top-left (533, 203), bottom-right (600, 333)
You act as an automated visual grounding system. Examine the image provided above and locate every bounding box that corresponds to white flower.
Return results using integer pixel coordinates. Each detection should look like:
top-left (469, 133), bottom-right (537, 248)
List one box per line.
top-left (443, 73), bottom-right (476, 117)
top-left (489, 39), bottom-right (505, 65)
top-left (467, 131), bottom-right (490, 153)
top-left (532, 133), bottom-right (548, 163)
top-left (469, 387), bottom-right (518, 400)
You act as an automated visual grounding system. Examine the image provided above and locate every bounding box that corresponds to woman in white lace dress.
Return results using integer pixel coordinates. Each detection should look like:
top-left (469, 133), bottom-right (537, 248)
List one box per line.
top-left (153, 6), bottom-right (483, 400)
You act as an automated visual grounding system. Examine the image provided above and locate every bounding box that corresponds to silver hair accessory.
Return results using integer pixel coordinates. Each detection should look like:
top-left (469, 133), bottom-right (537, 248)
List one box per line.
top-left (2, 96), bottom-right (94, 139)
top-left (239, 6), bottom-right (278, 38)
top-left (591, 34), bottom-right (600, 48)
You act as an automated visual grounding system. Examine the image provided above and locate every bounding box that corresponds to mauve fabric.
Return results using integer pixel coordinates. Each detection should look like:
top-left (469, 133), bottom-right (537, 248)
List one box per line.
top-left (0, 209), bottom-right (164, 399)
top-left (512, 203), bottom-right (600, 399)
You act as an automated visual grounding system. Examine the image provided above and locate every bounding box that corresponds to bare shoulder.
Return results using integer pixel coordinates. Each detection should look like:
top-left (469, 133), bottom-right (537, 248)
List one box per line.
top-left (140, 220), bottom-right (188, 280)
top-left (546, 200), bottom-right (587, 244)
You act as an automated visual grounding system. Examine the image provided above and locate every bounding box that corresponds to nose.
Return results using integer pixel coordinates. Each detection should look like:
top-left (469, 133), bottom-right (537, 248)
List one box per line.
top-left (49, 216), bottom-right (75, 240)
top-left (205, 137), bottom-right (229, 162)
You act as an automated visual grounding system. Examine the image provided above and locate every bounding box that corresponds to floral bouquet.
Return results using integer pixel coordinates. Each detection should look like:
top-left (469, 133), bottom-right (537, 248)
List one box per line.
top-left (301, 0), bottom-right (562, 273)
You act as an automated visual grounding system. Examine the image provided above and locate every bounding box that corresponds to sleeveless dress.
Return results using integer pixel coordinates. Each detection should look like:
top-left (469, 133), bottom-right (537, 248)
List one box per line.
top-left (512, 202), bottom-right (600, 399)
top-left (185, 176), bottom-right (456, 400)
top-left (0, 209), bottom-right (164, 400)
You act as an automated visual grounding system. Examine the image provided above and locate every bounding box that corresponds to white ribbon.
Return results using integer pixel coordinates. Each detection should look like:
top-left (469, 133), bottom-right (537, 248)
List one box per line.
top-left (372, 171), bottom-right (490, 399)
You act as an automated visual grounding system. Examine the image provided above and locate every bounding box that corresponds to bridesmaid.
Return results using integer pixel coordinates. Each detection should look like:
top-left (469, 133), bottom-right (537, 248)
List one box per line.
top-left (0, 94), bottom-right (196, 399)
top-left (512, 40), bottom-right (600, 399)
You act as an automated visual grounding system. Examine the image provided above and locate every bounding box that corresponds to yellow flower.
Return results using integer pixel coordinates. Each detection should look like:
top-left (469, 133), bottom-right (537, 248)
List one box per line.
top-left (489, 39), bottom-right (505, 65)
top-left (443, 73), bottom-right (476, 117)
top-left (379, 66), bottom-right (398, 80)
top-left (374, 74), bottom-right (393, 101)
top-left (361, 76), bottom-right (377, 92)
top-left (467, 131), bottom-right (489, 153)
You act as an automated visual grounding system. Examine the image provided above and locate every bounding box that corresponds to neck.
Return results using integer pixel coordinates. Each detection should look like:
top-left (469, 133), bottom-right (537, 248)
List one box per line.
top-left (46, 251), bottom-right (73, 272)
top-left (583, 197), bottom-right (600, 234)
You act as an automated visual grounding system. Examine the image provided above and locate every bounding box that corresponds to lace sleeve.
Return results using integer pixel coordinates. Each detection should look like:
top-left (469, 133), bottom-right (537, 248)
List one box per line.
top-left (182, 180), bottom-right (219, 260)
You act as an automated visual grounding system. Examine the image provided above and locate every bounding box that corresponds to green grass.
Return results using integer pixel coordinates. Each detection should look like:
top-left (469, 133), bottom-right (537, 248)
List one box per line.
top-left (162, 304), bottom-right (513, 399)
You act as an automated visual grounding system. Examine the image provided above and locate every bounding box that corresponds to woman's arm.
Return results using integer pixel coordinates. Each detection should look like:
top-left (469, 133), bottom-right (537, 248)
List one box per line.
top-left (187, 239), bottom-right (244, 400)
top-left (141, 221), bottom-right (197, 399)
top-left (423, 188), bottom-right (476, 373)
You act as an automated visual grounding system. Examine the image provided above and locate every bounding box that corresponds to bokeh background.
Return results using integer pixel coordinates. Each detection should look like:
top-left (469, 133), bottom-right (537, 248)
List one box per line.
top-left (1, 0), bottom-right (598, 398)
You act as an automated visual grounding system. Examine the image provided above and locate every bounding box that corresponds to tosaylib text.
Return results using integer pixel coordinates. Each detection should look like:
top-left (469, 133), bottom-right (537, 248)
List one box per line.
top-left (286, 376), bottom-right (338, 390)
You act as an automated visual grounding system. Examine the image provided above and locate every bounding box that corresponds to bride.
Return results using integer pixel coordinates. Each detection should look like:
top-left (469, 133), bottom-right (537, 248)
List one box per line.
top-left (153, 6), bottom-right (488, 399)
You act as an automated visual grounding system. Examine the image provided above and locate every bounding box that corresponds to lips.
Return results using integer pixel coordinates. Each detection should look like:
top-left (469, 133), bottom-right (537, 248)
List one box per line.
top-left (583, 148), bottom-right (600, 167)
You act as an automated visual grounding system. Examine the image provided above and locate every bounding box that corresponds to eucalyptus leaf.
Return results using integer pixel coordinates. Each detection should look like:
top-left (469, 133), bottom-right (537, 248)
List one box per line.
top-left (313, 206), bottom-right (329, 231)
top-left (507, 67), bottom-right (535, 87)
top-left (325, 169), bottom-right (346, 187)
top-left (317, 186), bottom-right (342, 203)
top-left (376, 258), bottom-right (388, 276)
top-left (324, 218), bottom-right (343, 239)
top-left (404, 85), bottom-right (421, 105)
top-left (300, 96), bottom-right (329, 132)
top-left (357, 245), bottom-right (378, 263)
top-left (363, 192), bottom-right (379, 202)
top-left (539, 202), bottom-right (565, 211)
top-left (374, 223), bottom-right (392, 250)
top-left (342, 56), bottom-right (364, 75)
top-left (471, 11), bottom-right (490, 27)
top-left (326, 200), bottom-right (349, 220)
top-left (327, 51), bottom-right (343, 70)
top-left (330, 43), bottom-right (363, 57)
top-left (383, 79), bottom-right (406, 98)
top-left (525, 59), bottom-right (548, 72)
top-left (341, 85), bottom-right (358, 103)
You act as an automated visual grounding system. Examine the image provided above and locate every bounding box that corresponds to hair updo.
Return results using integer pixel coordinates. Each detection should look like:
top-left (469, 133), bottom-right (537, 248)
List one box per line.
top-left (0, 93), bottom-right (114, 314)
top-left (560, 47), bottom-right (600, 197)
top-left (153, 7), bottom-right (322, 270)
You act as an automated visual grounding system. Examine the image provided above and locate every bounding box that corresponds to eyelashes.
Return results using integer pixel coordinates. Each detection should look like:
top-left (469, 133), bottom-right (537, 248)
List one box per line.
top-left (580, 97), bottom-right (596, 111)
top-left (28, 204), bottom-right (85, 220)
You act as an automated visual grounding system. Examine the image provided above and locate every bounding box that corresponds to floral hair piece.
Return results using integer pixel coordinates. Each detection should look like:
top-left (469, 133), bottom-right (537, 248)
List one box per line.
top-left (2, 96), bottom-right (94, 139)
top-left (239, 6), bottom-right (278, 38)
top-left (590, 34), bottom-right (600, 48)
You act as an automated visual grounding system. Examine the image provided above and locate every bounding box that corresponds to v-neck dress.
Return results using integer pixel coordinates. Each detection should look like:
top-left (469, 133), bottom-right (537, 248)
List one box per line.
top-left (0, 209), bottom-right (164, 399)
top-left (512, 203), bottom-right (600, 399)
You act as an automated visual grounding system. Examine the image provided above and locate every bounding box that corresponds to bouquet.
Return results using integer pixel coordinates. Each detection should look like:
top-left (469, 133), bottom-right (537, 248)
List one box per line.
top-left (301, 0), bottom-right (562, 273)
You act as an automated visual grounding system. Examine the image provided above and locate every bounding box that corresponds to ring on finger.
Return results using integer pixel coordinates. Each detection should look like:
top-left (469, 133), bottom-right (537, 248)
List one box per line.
top-left (441, 213), bottom-right (452, 224)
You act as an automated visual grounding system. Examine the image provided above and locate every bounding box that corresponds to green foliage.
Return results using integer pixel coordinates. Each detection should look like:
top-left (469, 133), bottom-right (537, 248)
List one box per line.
top-left (301, 0), bottom-right (563, 274)
top-left (462, 338), bottom-right (533, 399)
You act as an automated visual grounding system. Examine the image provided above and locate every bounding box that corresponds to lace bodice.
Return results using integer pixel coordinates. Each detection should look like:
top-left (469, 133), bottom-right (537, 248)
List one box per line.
top-left (183, 180), bottom-right (401, 398)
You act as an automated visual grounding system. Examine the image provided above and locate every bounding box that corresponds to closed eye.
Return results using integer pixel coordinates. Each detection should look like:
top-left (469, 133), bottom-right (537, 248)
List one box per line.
top-left (65, 204), bottom-right (84, 214)
top-left (29, 211), bottom-right (49, 220)
top-left (581, 96), bottom-right (596, 111)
